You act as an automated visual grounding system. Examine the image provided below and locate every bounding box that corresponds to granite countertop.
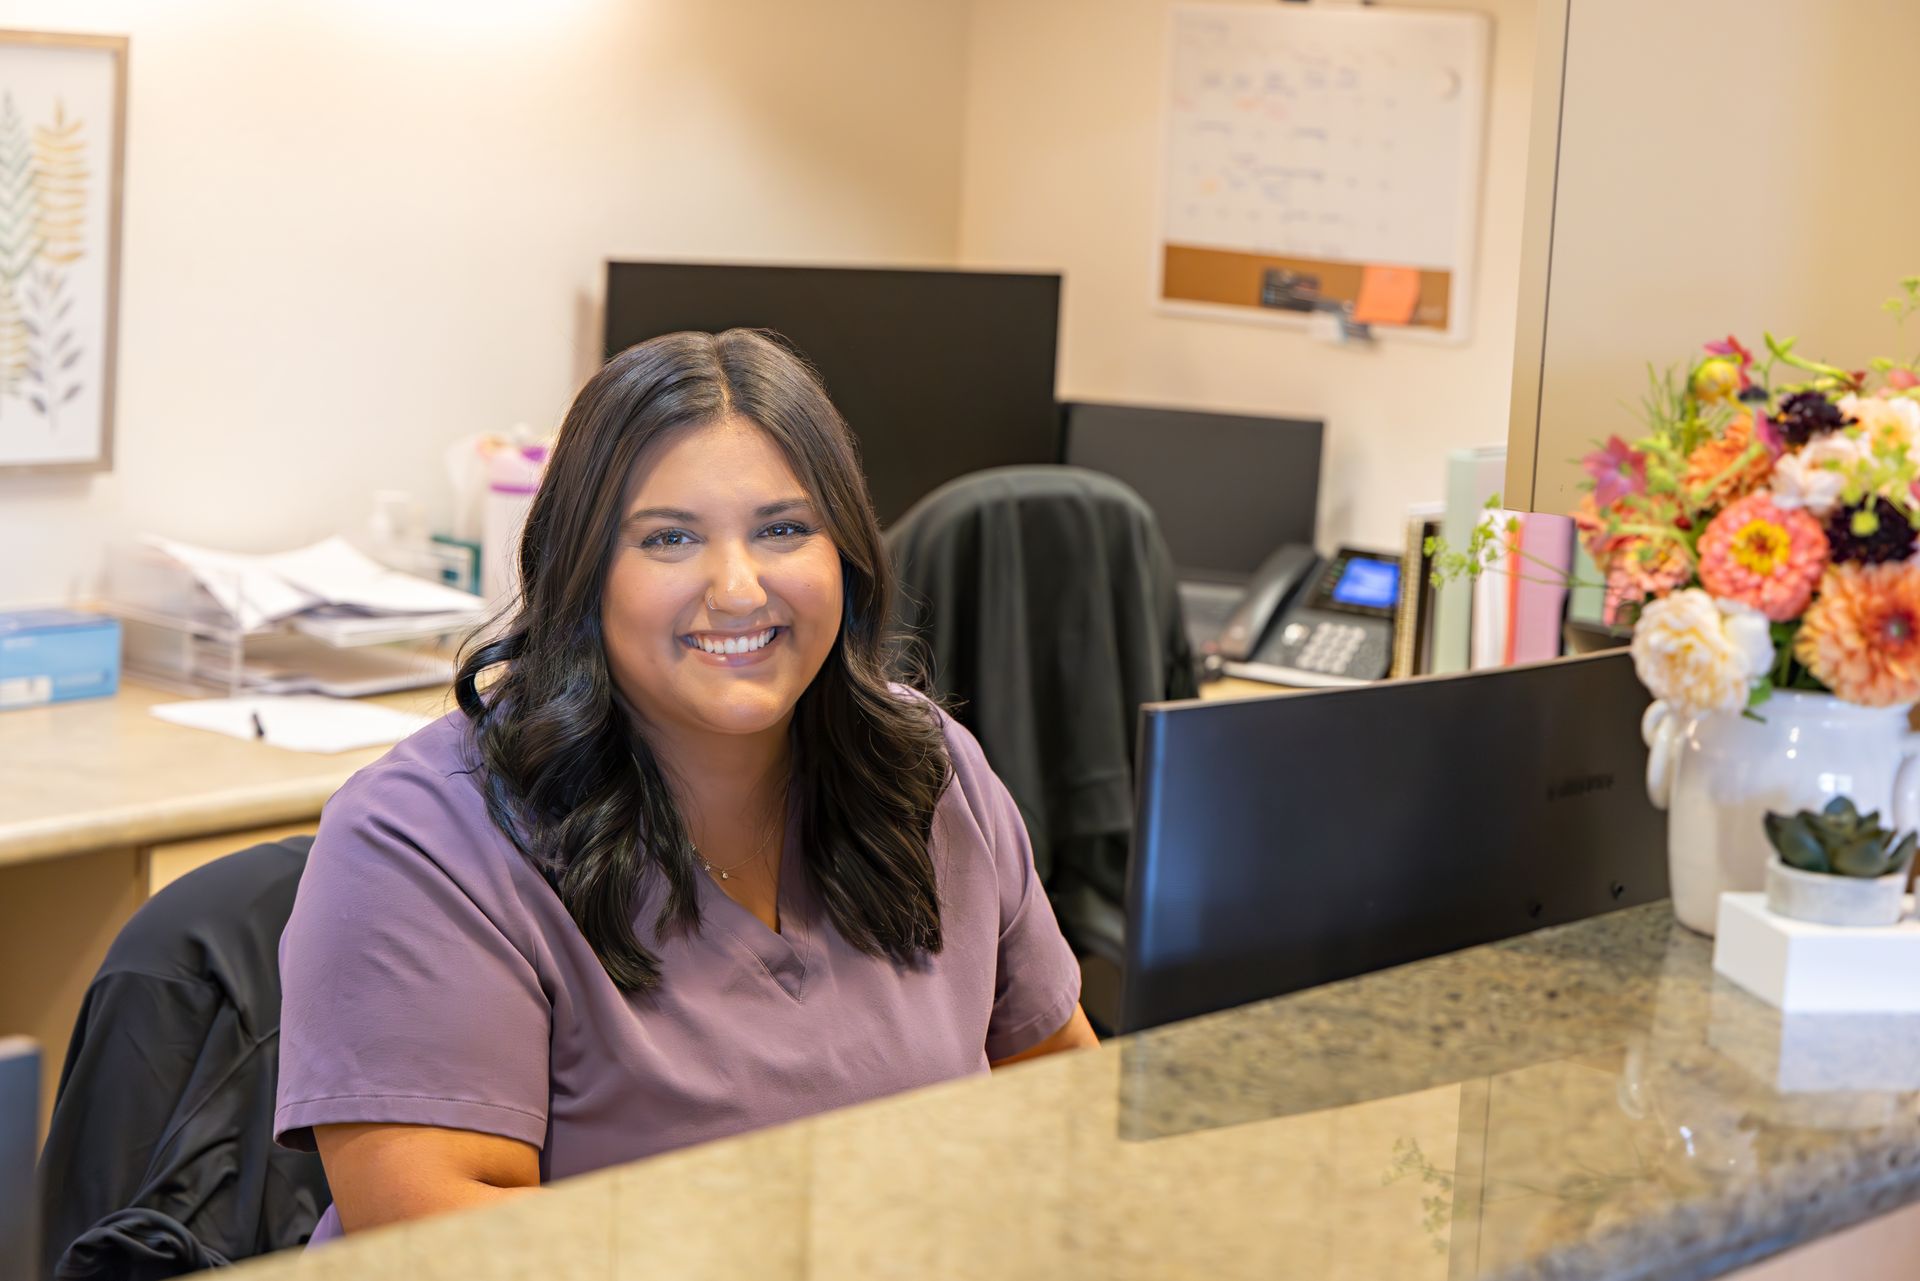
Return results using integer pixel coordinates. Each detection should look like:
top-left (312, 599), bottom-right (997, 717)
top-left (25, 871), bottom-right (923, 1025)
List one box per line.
top-left (234, 903), bottom-right (1920, 1281)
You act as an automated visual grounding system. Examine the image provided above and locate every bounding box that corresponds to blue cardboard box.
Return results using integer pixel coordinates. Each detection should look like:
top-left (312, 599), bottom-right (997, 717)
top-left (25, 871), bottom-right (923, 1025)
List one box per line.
top-left (0, 609), bottom-right (122, 710)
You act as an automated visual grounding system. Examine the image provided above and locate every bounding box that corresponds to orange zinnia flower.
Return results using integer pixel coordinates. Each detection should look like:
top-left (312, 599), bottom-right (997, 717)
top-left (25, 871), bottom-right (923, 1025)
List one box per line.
top-left (1795, 562), bottom-right (1920, 706)
top-left (1601, 537), bottom-right (1691, 625)
top-left (1683, 413), bottom-right (1774, 507)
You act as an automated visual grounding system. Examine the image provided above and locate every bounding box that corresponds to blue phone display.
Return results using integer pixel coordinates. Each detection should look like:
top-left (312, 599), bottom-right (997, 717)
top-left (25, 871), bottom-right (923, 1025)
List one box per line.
top-left (1330, 558), bottom-right (1399, 610)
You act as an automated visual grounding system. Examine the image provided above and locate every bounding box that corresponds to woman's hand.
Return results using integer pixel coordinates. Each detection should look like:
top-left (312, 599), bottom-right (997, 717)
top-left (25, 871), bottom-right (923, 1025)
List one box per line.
top-left (314, 1122), bottom-right (541, 1233)
top-left (990, 1002), bottom-right (1100, 1068)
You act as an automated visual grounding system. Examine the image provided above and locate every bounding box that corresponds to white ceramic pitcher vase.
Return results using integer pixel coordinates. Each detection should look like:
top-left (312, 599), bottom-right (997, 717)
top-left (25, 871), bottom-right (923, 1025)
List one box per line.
top-left (1641, 689), bottom-right (1920, 934)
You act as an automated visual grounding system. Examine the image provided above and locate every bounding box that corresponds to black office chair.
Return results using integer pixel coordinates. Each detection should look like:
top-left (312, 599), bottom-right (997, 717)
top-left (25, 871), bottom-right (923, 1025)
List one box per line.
top-left (886, 466), bottom-right (1198, 1030)
top-left (37, 836), bottom-right (330, 1279)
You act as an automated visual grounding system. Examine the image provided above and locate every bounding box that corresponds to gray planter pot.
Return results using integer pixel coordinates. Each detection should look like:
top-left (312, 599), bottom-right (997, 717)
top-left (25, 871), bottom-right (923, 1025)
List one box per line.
top-left (1764, 857), bottom-right (1910, 927)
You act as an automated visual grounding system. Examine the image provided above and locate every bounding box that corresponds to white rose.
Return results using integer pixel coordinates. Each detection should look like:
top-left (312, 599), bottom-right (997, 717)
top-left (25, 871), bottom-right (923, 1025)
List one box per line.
top-left (1770, 431), bottom-right (1870, 515)
top-left (1717, 598), bottom-right (1776, 682)
top-left (1630, 589), bottom-right (1761, 716)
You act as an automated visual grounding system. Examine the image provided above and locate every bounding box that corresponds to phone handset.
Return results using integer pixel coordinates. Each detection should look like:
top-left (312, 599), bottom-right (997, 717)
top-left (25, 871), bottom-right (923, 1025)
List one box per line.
top-left (1211, 544), bottom-right (1321, 663)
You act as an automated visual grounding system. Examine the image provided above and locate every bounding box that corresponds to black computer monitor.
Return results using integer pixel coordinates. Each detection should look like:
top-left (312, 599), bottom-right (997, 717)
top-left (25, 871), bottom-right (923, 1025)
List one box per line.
top-left (1121, 651), bottom-right (1668, 1033)
top-left (604, 262), bottom-right (1063, 524)
top-left (0, 1038), bottom-right (36, 1281)
top-left (1062, 401), bottom-right (1323, 578)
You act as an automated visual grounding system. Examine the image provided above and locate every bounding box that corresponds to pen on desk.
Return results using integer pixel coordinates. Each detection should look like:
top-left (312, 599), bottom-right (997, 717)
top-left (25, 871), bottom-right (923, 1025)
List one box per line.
top-left (251, 710), bottom-right (267, 740)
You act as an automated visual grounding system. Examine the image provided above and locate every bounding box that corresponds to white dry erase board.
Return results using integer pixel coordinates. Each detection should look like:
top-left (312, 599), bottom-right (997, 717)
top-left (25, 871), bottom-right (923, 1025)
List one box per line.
top-left (1158, 4), bottom-right (1489, 341)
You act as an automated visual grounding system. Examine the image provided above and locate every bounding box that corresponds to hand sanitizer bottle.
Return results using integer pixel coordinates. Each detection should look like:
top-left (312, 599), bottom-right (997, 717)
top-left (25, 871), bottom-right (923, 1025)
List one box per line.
top-left (482, 444), bottom-right (549, 608)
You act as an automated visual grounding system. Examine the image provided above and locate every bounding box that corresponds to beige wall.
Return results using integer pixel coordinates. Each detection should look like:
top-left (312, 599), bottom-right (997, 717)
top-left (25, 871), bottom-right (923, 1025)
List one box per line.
top-left (954, 0), bottom-right (1537, 555)
top-left (1, 0), bottom-right (1537, 603)
top-left (1511, 0), bottom-right (1920, 515)
top-left (0, 0), bottom-right (971, 606)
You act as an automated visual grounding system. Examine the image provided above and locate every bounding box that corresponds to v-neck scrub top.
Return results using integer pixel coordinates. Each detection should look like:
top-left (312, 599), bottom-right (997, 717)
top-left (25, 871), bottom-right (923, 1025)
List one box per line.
top-left (274, 696), bottom-right (1081, 1244)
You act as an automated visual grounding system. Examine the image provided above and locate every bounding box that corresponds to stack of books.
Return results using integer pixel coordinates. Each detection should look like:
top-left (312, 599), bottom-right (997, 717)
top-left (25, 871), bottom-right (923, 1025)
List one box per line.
top-left (1392, 445), bottom-right (1590, 679)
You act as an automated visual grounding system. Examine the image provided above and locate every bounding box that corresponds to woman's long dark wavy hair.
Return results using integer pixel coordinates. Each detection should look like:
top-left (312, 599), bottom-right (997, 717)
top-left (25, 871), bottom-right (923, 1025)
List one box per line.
top-left (454, 329), bottom-right (950, 992)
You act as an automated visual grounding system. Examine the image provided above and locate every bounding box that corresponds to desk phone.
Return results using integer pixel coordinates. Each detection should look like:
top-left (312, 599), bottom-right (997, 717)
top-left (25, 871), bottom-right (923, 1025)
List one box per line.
top-left (1209, 545), bottom-right (1401, 687)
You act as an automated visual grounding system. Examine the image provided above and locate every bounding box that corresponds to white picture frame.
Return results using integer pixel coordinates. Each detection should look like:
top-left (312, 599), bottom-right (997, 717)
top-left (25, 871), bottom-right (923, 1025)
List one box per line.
top-left (0, 30), bottom-right (126, 474)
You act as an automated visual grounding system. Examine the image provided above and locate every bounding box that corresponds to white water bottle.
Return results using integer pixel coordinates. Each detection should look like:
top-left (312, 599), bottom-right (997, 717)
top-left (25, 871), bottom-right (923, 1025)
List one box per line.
top-left (482, 444), bottom-right (549, 607)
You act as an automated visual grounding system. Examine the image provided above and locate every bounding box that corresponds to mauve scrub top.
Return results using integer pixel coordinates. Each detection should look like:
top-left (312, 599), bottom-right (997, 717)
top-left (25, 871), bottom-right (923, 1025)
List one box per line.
top-left (274, 696), bottom-right (1081, 1244)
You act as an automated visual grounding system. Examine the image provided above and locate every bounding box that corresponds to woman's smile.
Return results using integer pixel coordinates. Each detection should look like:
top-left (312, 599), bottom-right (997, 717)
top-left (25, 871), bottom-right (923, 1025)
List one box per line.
top-left (682, 625), bottom-right (786, 664)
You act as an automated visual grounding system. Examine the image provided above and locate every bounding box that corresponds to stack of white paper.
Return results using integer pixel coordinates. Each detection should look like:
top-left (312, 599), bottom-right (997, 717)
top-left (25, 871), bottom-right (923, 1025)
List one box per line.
top-left (143, 534), bottom-right (486, 636)
top-left (151, 694), bottom-right (432, 754)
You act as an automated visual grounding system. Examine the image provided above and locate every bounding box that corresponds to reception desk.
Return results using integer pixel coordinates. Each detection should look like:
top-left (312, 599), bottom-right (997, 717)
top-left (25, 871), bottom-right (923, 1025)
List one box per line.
top-left (228, 903), bottom-right (1920, 1281)
top-left (0, 678), bottom-right (453, 1128)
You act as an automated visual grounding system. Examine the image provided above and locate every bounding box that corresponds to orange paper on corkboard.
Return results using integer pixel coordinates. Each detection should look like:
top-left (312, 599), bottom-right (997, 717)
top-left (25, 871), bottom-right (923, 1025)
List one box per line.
top-left (1350, 265), bottom-right (1421, 326)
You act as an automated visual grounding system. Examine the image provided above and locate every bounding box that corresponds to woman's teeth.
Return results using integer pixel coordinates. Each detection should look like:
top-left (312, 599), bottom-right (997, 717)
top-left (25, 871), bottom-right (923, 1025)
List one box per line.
top-left (692, 628), bottom-right (777, 655)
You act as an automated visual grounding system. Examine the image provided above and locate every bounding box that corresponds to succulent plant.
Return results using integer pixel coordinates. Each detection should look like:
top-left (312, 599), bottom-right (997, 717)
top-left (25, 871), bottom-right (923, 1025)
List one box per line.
top-left (1763, 796), bottom-right (1919, 879)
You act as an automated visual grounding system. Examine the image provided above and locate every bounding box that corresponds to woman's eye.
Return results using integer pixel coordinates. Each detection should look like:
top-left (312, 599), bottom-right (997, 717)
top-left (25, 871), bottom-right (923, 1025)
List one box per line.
top-left (640, 528), bottom-right (693, 549)
top-left (763, 520), bottom-right (812, 540)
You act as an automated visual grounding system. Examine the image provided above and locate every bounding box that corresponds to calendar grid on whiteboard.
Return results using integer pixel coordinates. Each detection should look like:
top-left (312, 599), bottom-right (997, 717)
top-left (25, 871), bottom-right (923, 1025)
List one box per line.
top-left (1156, 4), bottom-right (1490, 342)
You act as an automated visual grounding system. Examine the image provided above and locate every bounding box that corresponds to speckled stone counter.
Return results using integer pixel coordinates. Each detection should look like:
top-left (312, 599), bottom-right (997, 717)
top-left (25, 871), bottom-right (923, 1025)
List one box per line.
top-left (233, 904), bottom-right (1920, 1281)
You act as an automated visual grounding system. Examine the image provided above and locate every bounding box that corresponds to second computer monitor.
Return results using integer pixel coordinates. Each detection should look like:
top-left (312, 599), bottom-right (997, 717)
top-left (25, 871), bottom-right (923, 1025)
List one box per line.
top-left (604, 261), bottom-right (1063, 525)
top-left (1063, 401), bottom-right (1323, 578)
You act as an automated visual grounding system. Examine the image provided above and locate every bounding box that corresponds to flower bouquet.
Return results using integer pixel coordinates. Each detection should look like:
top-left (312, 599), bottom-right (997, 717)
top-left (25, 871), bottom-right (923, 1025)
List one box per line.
top-left (1433, 279), bottom-right (1920, 932)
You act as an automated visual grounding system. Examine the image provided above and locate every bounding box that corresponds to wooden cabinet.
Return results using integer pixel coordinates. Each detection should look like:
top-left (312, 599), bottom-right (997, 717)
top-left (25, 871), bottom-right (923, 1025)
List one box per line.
top-left (0, 847), bottom-right (145, 1133)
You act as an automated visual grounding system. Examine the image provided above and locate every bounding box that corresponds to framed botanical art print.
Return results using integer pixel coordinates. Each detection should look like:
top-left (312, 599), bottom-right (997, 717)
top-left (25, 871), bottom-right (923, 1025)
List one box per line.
top-left (0, 30), bottom-right (126, 474)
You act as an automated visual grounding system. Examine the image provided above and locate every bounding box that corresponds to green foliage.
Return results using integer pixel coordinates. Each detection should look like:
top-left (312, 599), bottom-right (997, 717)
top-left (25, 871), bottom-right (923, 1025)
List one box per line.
top-left (1424, 495), bottom-right (1602, 592)
top-left (1382, 1138), bottom-right (1453, 1257)
top-left (1762, 620), bottom-right (1826, 695)
top-left (1574, 360), bottom-right (1729, 570)
top-left (1764, 330), bottom-right (1860, 393)
top-left (1645, 362), bottom-right (1722, 471)
top-left (1424, 495), bottom-right (1513, 585)
top-left (1883, 276), bottom-right (1920, 326)
top-left (1764, 796), bottom-right (1918, 879)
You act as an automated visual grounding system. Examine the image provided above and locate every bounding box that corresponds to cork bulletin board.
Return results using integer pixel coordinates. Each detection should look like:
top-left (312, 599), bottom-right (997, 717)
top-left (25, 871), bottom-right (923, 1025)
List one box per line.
top-left (1158, 4), bottom-right (1489, 341)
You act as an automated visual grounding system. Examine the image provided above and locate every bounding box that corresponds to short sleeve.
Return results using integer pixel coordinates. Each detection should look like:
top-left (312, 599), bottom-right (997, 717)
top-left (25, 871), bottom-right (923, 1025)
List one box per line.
top-left (274, 762), bottom-right (551, 1153)
top-left (942, 712), bottom-right (1082, 1061)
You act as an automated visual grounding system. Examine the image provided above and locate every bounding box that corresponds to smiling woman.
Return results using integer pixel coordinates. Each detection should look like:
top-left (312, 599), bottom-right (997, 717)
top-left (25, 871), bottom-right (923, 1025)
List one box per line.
top-left (272, 330), bottom-right (1095, 1243)
top-left (605, 419), bottom-right (846, 754)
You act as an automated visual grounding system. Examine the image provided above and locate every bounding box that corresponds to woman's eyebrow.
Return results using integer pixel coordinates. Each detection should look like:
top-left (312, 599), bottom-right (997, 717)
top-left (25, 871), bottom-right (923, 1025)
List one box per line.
top-left (621, 499), bottom-right (813, 528)
top-left (622, 506), bottom-right (700, 527)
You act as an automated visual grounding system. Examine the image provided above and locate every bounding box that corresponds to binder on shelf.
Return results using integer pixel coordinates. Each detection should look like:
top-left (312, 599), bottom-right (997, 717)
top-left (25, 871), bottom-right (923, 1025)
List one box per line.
top-left (1468, 508), bottom-right (1513, 671)
top-left (1430, 445), bottom-right (1507, 674)
top-left (1392, 502), bottom-right (1444, 680)
top-left (1470, 510), bottom-right (1574, 669)
top-left (1510, 513), bottom-right (1575, 664)
top-left (1567, 543), bottom-right (1609, 627)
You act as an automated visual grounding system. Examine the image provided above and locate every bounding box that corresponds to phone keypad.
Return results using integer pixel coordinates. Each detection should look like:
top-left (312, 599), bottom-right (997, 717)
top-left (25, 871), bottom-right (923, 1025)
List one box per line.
top-left (1289, 621), bottom-right (1373, 675)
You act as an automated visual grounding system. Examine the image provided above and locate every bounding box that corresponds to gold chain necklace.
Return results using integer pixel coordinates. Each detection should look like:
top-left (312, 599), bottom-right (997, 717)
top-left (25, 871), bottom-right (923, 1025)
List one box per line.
top-left (692, 803), bottom-right (783, 882)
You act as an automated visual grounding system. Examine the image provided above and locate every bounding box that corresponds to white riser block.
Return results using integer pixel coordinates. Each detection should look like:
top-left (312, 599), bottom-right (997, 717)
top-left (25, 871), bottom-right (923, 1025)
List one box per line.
top-left (1713, 893), bottom-right (1920, 1013)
